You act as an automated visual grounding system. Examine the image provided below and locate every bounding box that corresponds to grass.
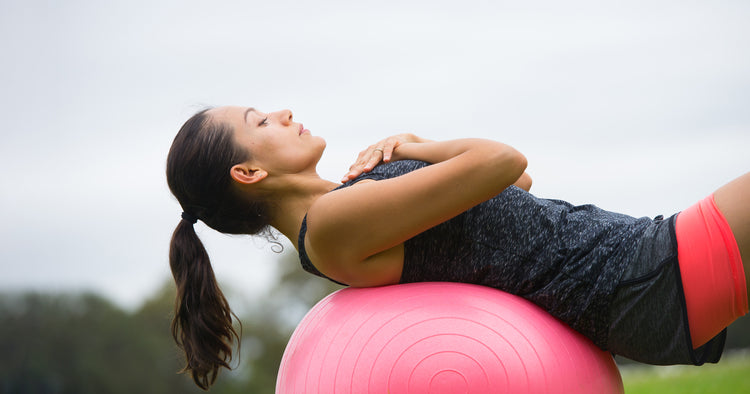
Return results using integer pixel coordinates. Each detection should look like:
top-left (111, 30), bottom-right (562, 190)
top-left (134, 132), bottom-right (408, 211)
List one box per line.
top-left (620, 350), bottom-right (750, 393)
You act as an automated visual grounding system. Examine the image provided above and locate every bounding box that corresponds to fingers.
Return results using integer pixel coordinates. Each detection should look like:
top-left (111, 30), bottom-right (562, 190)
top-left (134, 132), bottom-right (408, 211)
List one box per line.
top-left (363, 147), bottom-right (384, 171)
top-left (340, 145), bottom-right (385, 183)
top-left (340, 134), bottom-right (418, 183)
top-left (382, 138), bottom-right (396, 162)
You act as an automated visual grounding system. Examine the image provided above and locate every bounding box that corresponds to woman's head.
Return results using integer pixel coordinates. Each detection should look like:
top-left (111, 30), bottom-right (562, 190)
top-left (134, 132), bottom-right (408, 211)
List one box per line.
top-left (165, 106), bottom-right (325, 389)
top-left (167, 107), bottom-right (272, 234)
top-left (168, 106), bottom-right (326, 220)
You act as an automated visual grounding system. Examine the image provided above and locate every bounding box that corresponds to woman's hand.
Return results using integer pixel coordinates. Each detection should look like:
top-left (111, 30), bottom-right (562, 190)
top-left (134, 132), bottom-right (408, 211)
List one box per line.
top-left (340, 133), bottom-right (431, 183)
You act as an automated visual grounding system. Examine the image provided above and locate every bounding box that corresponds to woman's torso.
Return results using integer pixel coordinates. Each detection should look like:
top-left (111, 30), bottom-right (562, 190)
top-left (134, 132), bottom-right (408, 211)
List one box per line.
top-left (298, 160), bottom-right (661, 346)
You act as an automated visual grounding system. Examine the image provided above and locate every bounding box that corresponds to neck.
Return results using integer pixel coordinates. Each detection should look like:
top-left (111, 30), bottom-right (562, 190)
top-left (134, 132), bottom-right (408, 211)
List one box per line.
top-left (267, 175), bottom-right (340, 249)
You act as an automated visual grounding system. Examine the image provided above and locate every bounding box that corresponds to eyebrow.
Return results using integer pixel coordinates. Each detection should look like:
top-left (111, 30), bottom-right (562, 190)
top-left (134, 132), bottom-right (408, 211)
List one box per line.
top-left (243, 107), bottom-right (257, 123)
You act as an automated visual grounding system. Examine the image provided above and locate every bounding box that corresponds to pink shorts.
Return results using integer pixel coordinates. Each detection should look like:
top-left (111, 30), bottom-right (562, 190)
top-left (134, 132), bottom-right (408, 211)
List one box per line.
top-left (675, 194), bottom-right (748, 348)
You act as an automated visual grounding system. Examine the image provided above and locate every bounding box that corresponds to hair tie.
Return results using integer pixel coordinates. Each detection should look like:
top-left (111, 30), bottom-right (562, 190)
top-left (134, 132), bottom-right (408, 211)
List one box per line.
top-left (181, 211), bottom-right (199, 224)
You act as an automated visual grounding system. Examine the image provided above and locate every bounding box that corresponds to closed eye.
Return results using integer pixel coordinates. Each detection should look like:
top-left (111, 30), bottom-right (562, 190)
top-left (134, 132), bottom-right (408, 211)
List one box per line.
top-left (259, 117), bottom-right (269, 126)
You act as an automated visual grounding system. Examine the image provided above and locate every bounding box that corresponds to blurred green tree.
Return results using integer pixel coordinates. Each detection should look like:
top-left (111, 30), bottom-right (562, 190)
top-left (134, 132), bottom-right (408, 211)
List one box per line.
top-left (0, 245), bottom-right (342, 393)
top-left (0, 291), bottom-right (202, 394)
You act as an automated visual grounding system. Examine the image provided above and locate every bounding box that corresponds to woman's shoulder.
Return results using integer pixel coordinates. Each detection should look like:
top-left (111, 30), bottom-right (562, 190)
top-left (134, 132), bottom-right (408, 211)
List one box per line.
top-left (301, 162), bottom-right (430, 286)
top-left (302, 161), bottom-right (429, 270)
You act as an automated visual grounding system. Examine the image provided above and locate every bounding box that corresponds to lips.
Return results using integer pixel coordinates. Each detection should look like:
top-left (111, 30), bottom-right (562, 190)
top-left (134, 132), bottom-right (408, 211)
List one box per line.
top-left (299, 124), bottom-right (309, 135)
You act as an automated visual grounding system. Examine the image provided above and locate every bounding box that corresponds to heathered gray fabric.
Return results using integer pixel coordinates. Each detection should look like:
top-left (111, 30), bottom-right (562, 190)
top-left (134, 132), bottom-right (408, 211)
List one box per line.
top-left (298, 160), bottom-right (726, 364)
top-left (607, 240), bottom-right (725, 365)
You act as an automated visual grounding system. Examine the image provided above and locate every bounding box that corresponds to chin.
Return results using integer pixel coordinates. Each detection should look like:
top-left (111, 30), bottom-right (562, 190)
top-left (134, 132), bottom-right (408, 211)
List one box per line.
top-left (314, 136), bottom-right (327, 153)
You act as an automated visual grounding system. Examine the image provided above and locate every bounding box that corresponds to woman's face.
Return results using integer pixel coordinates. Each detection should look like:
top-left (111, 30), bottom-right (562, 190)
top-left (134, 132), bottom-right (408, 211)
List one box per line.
top-left (208, 106), bottom-right (326, 176)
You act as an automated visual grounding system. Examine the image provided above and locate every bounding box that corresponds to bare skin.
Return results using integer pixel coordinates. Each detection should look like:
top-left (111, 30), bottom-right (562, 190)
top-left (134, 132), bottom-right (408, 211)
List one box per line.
top-left (713, 172), bottom-right (750, 303)
top-left (211, 105), bottom-right (747, 306)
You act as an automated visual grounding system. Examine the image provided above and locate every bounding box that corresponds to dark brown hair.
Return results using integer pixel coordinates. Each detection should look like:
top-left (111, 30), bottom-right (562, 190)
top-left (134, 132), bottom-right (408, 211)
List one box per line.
top-left (166, 108), bottom-right (271, 389)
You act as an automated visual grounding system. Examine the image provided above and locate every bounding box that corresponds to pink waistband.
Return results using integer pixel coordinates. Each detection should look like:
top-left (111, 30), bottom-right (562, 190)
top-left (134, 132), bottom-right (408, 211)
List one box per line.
top-left (675, 194), bottom-right (748, 348)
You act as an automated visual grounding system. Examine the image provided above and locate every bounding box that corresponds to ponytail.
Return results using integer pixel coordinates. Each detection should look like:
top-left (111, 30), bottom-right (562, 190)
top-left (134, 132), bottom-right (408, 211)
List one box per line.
top-left (167, 108), bottom-right (271, 389)
top-left (169, 218), bottom-right (239, 390)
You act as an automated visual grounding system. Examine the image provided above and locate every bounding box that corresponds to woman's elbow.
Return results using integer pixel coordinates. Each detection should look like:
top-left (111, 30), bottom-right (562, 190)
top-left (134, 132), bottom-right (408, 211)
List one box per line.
top-left (515, 150), bottom-right (528, 175)
top-left (480, 142), bottom-right (528, 186)
top-left (501, 144), bottom-right (527, 179)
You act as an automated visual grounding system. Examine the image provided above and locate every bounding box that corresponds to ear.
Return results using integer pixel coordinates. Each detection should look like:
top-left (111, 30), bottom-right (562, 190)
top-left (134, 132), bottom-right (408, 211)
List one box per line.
top-left (230, 163), bottom-right (268, 185)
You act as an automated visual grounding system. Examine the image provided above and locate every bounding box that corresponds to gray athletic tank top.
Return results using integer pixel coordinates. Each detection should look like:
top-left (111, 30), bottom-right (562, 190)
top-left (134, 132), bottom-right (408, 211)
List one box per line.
top-left (298, 160), bottom-right (660, 347)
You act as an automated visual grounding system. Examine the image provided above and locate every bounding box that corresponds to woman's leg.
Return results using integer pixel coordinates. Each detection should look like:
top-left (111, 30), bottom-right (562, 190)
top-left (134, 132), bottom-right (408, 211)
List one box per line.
top-left (713, 171), bottom-right (750, 298)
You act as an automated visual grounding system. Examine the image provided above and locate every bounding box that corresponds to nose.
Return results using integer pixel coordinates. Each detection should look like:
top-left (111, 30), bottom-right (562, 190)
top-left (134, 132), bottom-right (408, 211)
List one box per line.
top-left (277, 109), bottom-right (293, 125)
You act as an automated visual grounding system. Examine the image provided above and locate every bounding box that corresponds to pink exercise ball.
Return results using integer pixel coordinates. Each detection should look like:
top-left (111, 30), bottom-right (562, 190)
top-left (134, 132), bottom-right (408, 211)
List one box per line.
top-left (276, 282), bottom-right (623, 393)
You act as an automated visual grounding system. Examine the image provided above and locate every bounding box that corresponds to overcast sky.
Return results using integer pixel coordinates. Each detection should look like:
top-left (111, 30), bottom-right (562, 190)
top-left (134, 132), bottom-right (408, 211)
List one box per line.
top-left (1, 0), bottom-right (748, 309)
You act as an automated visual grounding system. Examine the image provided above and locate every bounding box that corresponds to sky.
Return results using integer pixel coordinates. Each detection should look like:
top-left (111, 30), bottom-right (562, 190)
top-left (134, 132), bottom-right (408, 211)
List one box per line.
top-left (0, 0), bottom-right (748, 310)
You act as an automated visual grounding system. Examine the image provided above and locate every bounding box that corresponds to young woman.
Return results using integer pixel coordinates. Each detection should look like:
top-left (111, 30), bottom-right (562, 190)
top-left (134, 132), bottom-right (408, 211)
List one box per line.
top-left (166, 106), bottom-right (749, 389)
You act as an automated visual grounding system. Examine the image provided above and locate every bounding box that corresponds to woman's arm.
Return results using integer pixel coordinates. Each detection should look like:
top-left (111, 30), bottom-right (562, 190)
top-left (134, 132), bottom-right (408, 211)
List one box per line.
top-left (342, 134), bottom-right (530, 191)
top-left (305, 137), bottom-right (527, 286)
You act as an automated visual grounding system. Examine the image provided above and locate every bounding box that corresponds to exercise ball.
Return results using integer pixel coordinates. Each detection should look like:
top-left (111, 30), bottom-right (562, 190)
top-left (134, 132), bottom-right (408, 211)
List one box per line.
top-left (276, 282), bottom-right (623, 393)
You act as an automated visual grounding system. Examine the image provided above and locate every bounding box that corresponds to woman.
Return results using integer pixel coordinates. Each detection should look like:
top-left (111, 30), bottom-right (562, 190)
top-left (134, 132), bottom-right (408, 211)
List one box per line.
top-left (166, 106), bottom-right (749, 389)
